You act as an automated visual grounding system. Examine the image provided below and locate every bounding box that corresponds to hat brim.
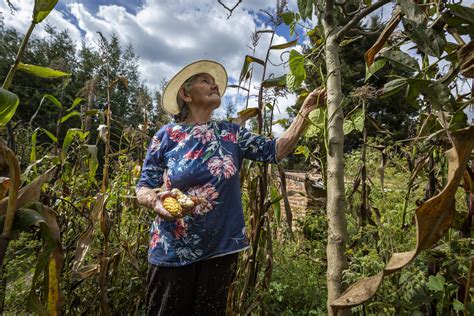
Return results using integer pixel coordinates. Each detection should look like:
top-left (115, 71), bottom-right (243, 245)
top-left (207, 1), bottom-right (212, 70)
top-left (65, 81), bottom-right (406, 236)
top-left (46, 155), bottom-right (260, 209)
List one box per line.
top-left (162, 60), bottom-right (228, 115)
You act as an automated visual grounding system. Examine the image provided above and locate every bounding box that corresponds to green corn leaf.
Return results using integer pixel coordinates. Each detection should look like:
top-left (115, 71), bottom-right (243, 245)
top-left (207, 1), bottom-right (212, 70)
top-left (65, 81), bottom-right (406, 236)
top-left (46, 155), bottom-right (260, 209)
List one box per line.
top-left (239, 55), bottom-right (264, 85)
top-left (59, 111), bottom-right (80, 123)
top-left (270, 39), bottom-right (298, 50)
top-left (62, 128), bottom-right (89, 162)
top-left (18, 63), bottom-right (70, 78)
top-left (33, 0), bottom-right (59, 23)
top-left (41, 94), bottom-right (62, 109)
top-left (66, 97), bottom-right (84, 112)
top-left (0, 88), bottom-right (20, 125)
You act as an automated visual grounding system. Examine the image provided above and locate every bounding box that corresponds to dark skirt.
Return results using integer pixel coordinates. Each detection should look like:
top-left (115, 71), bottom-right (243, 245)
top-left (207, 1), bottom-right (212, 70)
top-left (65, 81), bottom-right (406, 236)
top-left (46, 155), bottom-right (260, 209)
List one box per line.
top-left (145, 253), bottom-right (239, 316)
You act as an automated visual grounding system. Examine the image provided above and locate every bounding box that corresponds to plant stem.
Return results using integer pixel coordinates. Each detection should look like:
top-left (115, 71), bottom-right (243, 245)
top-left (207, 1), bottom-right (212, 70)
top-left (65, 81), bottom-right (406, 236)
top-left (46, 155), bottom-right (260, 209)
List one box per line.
top-left (2, 22), bottom-right (36, 90)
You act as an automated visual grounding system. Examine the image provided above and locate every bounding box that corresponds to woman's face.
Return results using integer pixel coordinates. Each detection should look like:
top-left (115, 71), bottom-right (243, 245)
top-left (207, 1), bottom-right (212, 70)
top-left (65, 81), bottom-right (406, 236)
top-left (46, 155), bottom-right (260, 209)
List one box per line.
top-left (184, 74), bottom-right (221, 110)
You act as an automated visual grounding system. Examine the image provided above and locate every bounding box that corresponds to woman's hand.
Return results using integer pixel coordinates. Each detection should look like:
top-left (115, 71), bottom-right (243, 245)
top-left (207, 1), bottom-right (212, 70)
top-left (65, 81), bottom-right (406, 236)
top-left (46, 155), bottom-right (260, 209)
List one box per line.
top-left (153, 190), bottom-right (191, 221)
top-left (300, 87), bottom-right (326, 116)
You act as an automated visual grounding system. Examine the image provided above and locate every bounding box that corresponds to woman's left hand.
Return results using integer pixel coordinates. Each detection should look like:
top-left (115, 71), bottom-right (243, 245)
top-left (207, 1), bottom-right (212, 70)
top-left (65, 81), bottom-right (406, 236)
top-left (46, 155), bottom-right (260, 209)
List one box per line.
top-left (301, 87), bottom-right (326, 116)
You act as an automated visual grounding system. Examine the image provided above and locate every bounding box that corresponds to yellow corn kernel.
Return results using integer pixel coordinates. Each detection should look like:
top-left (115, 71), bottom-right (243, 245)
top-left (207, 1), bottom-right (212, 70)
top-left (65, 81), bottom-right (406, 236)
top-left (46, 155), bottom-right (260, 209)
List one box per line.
top-left (163, 197), bottom-right (182, 215)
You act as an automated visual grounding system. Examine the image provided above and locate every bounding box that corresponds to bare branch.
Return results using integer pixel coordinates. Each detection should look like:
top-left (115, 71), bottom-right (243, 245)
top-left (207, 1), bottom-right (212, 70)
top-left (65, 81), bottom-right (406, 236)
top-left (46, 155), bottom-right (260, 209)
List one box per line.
top-left (217, 0), bottom-right (243, 19)
top-left (6, 1), bottom-right (17, 13)
top-left (336, 0), bottom-right (392, 42)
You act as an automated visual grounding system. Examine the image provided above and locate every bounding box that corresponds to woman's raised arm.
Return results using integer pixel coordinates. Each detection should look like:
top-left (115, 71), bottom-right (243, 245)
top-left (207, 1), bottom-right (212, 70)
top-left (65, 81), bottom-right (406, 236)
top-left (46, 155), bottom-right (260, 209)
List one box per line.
top-left (276, 88), bottom-right (326, 161)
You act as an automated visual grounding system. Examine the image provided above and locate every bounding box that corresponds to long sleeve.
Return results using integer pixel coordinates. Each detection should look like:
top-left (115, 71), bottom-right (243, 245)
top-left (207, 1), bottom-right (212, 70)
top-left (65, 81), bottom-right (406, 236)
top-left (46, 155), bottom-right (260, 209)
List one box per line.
top-left (137, 127), bottom-right (168, 190)
top-left (237, 126), bottom-right (278, 163)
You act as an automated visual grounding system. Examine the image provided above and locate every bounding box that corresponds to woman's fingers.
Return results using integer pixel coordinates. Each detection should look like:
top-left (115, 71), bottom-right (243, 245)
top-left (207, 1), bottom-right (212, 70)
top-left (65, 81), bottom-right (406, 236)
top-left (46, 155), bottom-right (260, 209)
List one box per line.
top-left (154, 190), bottom-right (186, 221)
top-left (302, 87), bottom-right (326, 111)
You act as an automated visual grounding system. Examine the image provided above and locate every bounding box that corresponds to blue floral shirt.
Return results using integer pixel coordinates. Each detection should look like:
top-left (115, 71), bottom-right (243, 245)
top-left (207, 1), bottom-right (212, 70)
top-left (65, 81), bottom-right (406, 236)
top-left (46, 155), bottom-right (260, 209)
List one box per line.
top-left (137, 120), bottom-right (277, 267)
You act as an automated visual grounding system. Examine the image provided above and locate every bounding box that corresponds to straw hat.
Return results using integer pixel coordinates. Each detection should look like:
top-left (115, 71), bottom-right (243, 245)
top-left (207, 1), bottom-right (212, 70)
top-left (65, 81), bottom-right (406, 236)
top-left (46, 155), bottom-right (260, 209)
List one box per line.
top-left (162, 60), bottom-right (228, 115)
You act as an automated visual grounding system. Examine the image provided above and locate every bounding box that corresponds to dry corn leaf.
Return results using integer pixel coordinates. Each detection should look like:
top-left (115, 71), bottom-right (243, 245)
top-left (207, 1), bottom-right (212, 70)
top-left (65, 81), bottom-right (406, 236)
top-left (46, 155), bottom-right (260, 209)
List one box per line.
top-left (331, 125), bottom-right (474, 313)
top-left (0, 167), bottom-right (55, 216)
top-left (364, 7), bottom-right (402, 67)
top-left (72, 193), bottom-right (107, 278)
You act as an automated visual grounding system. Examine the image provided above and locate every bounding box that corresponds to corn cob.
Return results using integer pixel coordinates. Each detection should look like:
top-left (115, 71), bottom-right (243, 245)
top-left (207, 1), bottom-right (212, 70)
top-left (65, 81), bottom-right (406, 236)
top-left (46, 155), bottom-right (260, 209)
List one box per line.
top-left (162, 189), bottom-right (195, 216)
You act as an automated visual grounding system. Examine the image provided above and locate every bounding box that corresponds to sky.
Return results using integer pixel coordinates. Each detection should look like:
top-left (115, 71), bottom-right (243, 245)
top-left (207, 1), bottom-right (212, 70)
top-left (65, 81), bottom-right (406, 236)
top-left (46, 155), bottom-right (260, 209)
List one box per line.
top-left (0, 0), bottom-right (306, 134)
top-left (0, 0), bottom-right (472, 130)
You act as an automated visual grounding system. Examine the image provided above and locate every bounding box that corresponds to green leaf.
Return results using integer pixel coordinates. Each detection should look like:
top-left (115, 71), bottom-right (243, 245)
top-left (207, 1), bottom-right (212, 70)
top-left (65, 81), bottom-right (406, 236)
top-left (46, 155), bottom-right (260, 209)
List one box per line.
top-left (30, 127), bottom-right (57, 165)
top-left (270, 186), bottom-right (282, 225)
top-left (343, 109), bottom-right (365, 135)
top-left (239, 55), bottom-right (265, 85)
top-left (59, 111), bottom-right (80, 123)
top-left (402, 19), bottom-right (446, 58)
top-left (306, 108), bottom-right (326, 138)
top-left (0, 208), bottom-right (46, 233)
top-left (0, 88), bottom-right (20, 125)
top-left (294, 145), bottom-right (310, 160)
top-left (427, 274), bottom-right (445, 292)
top-left (397, 0), bottom-right (425, 23)
top-left (85, 145), bottom-right (98, 182)
top-left (270, 39), bottom-right (298, 50)
top-left (273, 118), bottom-right (289, 126)
top-left (288, 50), bottom-right (306, 90)
top-left (286, 73), bottom-right (297, 91)
top-left (365, 59), bottom-right (387, 82)
top-left (41, 94), bottom-right (62, 109)
top-left (447, 4), bottom-right (474, 24)
top-left (18, 63), bottom-right (70, 78)
top-left (381, 50), bottom-right (420, 72)
top-left (382, 78), bottom-right (409, 97)
top-left (62, 128), bottom-right (89, 162)
top-left (66, 97), bottom-right (83, 112)
top-left (452, 299), bottom-right (464, 311)
top-left (262, 75), bottom-right (287, 88)
top-left (33, 0), bottom-right (59, 23)
top-left (297, 0), bottom-right (313, 21)
top-left (42, 129), bottom-right (57, 143)
top-left (22, 203), bottom-right (60, 315)
top-left (422, 81), bottom-right (455, 111)
top-left (449, 110), bottom-right (468, 131)
top-left (280, 12), bottom-right (295, 25)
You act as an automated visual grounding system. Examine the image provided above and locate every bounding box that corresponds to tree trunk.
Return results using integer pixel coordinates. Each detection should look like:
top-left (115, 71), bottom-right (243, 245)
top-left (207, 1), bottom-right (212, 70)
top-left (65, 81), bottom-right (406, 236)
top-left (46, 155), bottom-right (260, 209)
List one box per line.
top-left (323, 20), bottom-right (349, 316)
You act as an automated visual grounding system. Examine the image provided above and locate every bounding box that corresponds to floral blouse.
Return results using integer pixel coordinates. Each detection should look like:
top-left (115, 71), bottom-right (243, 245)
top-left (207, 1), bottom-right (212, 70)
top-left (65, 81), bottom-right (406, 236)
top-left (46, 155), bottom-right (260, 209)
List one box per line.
top-left (137, 120), bottom-right (278, 267)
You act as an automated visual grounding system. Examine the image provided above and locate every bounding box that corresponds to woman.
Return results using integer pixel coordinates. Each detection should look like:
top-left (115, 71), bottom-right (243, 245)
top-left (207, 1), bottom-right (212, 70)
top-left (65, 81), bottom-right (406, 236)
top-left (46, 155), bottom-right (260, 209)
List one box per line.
top-left (136, 60), bottom-right (325, 315)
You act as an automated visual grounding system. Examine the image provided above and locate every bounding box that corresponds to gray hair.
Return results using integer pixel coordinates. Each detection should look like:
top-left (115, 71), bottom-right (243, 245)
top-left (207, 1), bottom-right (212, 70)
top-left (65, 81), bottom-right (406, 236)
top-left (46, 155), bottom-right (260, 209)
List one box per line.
top-left (174, 73), bottom-right (207, 122)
